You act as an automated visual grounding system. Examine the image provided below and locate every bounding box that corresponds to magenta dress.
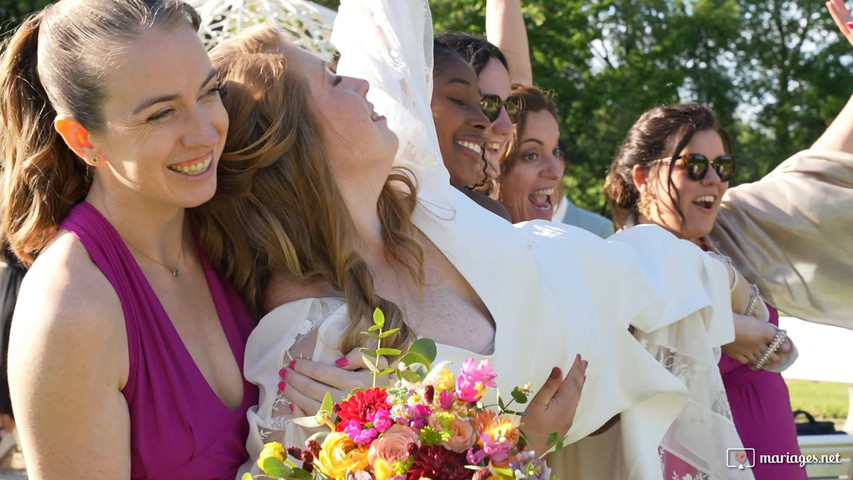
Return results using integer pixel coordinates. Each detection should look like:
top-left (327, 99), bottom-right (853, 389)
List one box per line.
top-left (61, 202), bottom-right (259, 479)
top-left (719, 304), bottom-right (806, 479)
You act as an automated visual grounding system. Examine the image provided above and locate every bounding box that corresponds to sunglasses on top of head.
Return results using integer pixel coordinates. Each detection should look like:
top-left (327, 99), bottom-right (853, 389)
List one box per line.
top-left (653, 153), bottom-right (737, 182)
top-left (479, 94), bottom-right (523, 123)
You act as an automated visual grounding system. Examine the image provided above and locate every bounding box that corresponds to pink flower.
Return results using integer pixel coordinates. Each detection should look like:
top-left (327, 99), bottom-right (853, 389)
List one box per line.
top-left (456, 359), bottom-right (497, 403)
top-left (479, 431), bottom-right (512, 462)
top-left (393, 403), bottom-right (433, 429)
top-left (342, 419), bottom-right (379, 445)
top-left (438, 389), bottom-right (455, 410)
top-left (371, 409), bottom-right (393, 433)
top-left (368, 424), bottom-right (420, 465)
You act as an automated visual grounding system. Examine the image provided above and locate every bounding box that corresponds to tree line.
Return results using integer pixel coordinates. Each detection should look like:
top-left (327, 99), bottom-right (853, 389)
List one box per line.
top-left (5, 0), bottom-right (851, 215)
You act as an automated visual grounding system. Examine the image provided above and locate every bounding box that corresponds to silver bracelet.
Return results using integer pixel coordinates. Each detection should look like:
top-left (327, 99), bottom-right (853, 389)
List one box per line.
top-left (744, 284), bottom-right (761, 316)
top-left (752, 328), bottom-right (787, 370)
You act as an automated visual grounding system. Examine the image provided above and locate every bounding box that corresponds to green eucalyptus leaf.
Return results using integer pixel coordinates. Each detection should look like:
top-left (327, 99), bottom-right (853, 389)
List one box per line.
top-left (292, 415), bottom-right (321, 428)
top-left (241, 473), bottom-right (253, 480)
top-left (491, 466), bottom-right (514, 476)
top-left (262, 456), bottom-right (290, 478)
top-left (377, 367), bottom-right (395, 376)
top-left (375, 347), bottom-right (402, 356)
top-left (373, 307), bottom-right (386, 327)
top-left (360, 347), bottom-right (377, 357)
top-left (399, 361), bottom-right (429, 382)
top-left (547, 432), bottom-right (558, 447)
top-left (308, 431), bottom-right (330, 445)
top-left (511, 387), bottom-right (529, 404)
top-left (360, 332), bottom-right (381, 339)
top-left (377, 327), bottom-right (401, 338)
top-left (408, 338), bottom-right (437, 363)
top-left (368, 324), bottom-right (382, 332)
top-left (320, 392), bottom-right (334, 415)
top-left (362, 355), bottom-right (380, 373)
top-left (287, 468), bottom-right (314, 480)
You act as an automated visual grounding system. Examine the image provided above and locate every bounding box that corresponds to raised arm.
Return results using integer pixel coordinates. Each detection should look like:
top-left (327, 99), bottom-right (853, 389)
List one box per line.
top-left (812, 0), bottom-right (853, 151)
top-left (486, 0), bottom-right (533, 85)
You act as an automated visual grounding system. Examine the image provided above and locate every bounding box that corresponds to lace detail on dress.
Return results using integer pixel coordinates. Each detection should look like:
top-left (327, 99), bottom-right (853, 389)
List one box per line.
top-left (648, 342), bottom-right (746, 479)
top-left (246, 298), bottom-right (349, 455)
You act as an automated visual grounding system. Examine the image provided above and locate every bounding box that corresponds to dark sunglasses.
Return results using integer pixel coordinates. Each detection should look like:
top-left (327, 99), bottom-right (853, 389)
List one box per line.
top-left (480, 94), bottom-right (523, 123)
top-left (655, 153), bottom-right (737, 182)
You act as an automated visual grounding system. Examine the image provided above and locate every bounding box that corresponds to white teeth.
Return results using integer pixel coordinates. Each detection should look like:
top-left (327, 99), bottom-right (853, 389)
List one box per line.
top-left (455, 140), bottom-right (483, 154)
top-left (533, 188), bottom-right (555, 196)
top-left (486, 142), bottom-right (501, 151)
top-left (694, 195), bottom-right (716, 203)
top-left (168, 154), bottom-right (212, 176)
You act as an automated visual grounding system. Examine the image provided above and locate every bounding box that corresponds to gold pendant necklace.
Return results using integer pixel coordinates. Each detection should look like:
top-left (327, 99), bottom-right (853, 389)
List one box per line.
top-left (121, 235), bottom-right (183, 277)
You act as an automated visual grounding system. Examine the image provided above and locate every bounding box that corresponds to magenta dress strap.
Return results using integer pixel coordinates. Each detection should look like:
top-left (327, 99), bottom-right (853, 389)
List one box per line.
top-left (61, 202), bottom-right (258, 480)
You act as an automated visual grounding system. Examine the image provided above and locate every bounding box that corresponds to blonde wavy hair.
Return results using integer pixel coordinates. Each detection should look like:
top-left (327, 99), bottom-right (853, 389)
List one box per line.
top-left (194, 25), bottom-right (423, 352)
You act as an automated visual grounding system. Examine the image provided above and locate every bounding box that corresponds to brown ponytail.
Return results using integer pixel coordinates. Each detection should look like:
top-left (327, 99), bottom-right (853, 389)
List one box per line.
top-left (0, 0), bottom-right (201, 265)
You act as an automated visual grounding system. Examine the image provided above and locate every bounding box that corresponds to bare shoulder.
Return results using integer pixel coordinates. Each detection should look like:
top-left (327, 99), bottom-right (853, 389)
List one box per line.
top-left (264, 273), bottom-right (341, 313)
top-left (11, 231), bottom-right (125, 375)
top-left (8, 231), bottom-right (131, 477)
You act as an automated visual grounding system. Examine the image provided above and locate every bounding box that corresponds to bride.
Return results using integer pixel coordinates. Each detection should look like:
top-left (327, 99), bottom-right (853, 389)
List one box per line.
top-left (195, 1), bottom-right (746, 477)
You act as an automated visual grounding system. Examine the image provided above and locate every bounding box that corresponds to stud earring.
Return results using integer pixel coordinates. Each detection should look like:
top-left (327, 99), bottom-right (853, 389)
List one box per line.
top-left (90, 156), bottom-right (99, 164)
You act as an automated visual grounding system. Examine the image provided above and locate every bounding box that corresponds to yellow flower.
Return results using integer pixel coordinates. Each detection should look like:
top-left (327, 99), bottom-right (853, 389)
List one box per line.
top-left (371, 457), bottom-right (395, 480)
top-left (426, 367), bottom-right (456, 392)
top-left (315, 432), bottom-right (370, 480)
top-left (257, 441), bottom-right (286, 471)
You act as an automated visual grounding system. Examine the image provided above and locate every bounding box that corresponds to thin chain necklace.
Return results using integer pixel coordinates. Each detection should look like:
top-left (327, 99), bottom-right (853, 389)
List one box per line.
top-left (121, 234), bottom-right (184, 277)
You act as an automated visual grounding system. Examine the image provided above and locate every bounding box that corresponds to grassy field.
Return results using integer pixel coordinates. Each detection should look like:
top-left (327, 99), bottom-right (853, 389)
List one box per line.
top-left (786, 379), bottom-right (850, 431)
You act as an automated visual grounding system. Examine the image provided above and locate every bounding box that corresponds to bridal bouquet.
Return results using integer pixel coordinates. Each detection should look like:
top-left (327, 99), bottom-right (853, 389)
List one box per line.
top-left (244, 310), bottom-right (554, 480)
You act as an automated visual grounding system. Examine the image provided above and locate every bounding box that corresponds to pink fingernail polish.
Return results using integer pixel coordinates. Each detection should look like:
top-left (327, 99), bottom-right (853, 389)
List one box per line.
top-left (335, 357), bottom-right (349, 367)
top-left (289, 360), bottom-right (296, 369)
top-left (289, 403), bottom-right (295, 412)
top-left (279, 368), bottom-right (288, 379)
top-left (846, 21), bottom-right (853, 29)
top-left (278, 381), bottom-right (286, 392)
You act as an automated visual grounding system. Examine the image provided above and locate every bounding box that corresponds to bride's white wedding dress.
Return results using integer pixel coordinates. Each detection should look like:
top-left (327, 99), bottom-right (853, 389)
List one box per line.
top-left (242, 1), bottom-right (750, 478)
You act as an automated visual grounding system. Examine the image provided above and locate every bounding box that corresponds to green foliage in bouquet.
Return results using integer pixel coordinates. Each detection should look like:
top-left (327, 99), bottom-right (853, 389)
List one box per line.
top-left (244, 308), bottom-right (556, 480)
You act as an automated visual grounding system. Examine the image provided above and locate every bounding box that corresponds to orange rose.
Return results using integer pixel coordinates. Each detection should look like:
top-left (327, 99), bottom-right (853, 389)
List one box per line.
top-left (441, 417), bottom-right (476, 453)
top-left (315, 432), bottom-right (370, 480)
top-left (368, 424), bottom-right (419, 465)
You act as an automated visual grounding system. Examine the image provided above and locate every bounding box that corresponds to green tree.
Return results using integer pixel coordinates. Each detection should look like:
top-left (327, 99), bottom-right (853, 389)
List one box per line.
top-left (731, 0), bottom-right (853, 181)
top-left (434, 0), bottom-right (742, 212)
top-left (0, 0), bottom-right (51, 37)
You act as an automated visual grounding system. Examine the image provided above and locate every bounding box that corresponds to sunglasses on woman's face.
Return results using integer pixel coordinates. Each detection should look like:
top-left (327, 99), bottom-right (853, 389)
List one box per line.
top-left (654, 153), bottom-right (737, 182)
top-left (479, 94), bottom-right (523, 123)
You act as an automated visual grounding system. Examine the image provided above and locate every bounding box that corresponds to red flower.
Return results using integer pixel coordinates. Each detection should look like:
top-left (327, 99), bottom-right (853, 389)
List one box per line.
top-left (335, 388), bottom-right (391, 431)
top-left (408, 445), bottom-right (474, 480)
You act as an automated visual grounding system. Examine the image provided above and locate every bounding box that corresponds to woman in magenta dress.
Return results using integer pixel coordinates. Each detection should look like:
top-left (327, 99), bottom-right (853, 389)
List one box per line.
top-left (0, 0), bottom-right (257, 478)
top-left (604, 103), bottom-right (805, 479)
